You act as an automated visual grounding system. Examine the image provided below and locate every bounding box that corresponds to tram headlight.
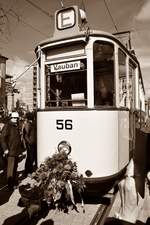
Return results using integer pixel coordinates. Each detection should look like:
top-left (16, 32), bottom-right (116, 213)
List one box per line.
top-left (58, 140), bottom-right (71, 155)
top-left (85, 170), bottom-right (93, 177)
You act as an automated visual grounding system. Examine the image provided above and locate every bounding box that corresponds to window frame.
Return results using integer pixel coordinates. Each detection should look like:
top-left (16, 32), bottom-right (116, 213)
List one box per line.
top-left (93, 40), bottom-right (115, 107)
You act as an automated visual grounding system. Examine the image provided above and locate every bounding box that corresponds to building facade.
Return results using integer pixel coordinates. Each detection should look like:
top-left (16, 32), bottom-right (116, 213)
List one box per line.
top-left (0, 55), bottom-right (8, 111)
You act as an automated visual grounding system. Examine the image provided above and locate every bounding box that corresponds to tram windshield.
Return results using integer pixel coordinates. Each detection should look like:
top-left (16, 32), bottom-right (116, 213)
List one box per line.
top-left (93, 41), bottom-right (114, 106)
top-left (45, 59), bottom-right (87, 107)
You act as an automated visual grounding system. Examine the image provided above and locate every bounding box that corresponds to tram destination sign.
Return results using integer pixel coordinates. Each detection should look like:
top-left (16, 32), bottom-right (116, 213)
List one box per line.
top-left (50, 61), bottom-right (80, 73)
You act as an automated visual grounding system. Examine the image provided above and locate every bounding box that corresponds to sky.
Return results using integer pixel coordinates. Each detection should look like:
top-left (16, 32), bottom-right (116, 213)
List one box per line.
top-left (0, 0), bottom-right (150, 108)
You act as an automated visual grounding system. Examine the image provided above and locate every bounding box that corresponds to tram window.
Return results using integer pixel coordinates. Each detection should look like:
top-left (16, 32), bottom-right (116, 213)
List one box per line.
top-left (129, 61), bottom-right (136, 109)
top-left (45, 59), bottom-right (87, 107)
top-left (139, 78), bottom-right (145, 111)
top-left (93, 41), bottom-right (114, 106)
top-left (119, 49), bottom-right (127, 107)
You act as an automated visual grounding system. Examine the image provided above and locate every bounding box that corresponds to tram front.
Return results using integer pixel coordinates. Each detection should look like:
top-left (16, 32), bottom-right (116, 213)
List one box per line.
top-left (35, 5), bottom-right (129, 194)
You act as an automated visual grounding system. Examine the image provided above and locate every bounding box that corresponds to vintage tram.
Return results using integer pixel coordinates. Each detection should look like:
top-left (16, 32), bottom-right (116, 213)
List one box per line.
top-left (35, 6), bottom-right (146, 197)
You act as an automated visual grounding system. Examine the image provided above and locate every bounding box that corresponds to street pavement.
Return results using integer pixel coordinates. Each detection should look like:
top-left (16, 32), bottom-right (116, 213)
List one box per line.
top-left (0, 153), bottom-right (150, 225)
top-left (0, 153), bottom-right (100, 225)
top-left (0, 152), bottom-right (26, 224)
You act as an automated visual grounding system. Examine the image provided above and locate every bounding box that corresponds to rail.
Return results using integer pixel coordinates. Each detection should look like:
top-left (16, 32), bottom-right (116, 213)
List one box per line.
top-left (90, 190), bottom-right (118, 225)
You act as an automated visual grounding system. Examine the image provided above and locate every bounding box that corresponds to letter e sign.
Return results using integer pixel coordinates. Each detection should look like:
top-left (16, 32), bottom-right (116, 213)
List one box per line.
top-left (57, 8), bottom-right (75, 30)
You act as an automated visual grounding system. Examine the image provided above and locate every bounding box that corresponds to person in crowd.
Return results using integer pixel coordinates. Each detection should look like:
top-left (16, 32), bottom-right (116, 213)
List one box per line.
top-left (0, 116), bottom-right (5, 174)
top-left (114, 159), bottom-right (144, 224)
top-left (22, 111), bottom-right (37, 177)
top-left (94, 76), bottom-right (113, 106)
top-left (0, 111), bottom-right (23, 189)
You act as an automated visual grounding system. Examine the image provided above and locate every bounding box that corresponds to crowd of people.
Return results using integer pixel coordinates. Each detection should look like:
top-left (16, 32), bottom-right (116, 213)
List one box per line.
top-left (0, 110), bottom-right (37, 189)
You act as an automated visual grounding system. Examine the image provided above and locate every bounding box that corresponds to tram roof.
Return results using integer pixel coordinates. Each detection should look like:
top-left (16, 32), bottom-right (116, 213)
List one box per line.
top-left (35, 29), bottom-right (145, 94)
top-left (35, 29), bottom-right (124, 51)
top-left (35, 29), bottom-right (138, 62)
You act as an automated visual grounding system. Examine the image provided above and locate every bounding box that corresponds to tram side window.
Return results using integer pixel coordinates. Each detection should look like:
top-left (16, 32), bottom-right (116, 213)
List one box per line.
top-left (119, 49), bottom-right (127, 107)
top-left (139, 78), bottom-right (145, 111)
top-left (93, 41), bottom-right (114, 106)
top-left (129, 61), bottom-right (136, 109)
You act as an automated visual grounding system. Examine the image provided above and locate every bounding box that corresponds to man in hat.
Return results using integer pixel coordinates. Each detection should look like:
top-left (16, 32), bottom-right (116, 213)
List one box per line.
top-left (22, 111), bottom-right (37, 177)
top-left (1, 111), bottom-right (23, 189)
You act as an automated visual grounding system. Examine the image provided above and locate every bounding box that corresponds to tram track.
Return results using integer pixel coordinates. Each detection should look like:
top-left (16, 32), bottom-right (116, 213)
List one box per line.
top-left (89, 191), bottom-right (118, 225)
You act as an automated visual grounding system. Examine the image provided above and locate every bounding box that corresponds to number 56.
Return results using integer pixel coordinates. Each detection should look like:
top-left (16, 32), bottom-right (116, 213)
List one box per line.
top-left (56, 119), bottom-right (73, 130)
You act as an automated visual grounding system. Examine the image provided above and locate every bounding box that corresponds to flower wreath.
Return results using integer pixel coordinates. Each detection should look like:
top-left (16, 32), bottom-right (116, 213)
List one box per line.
top-left (19, 150), bottom-right (85, 214)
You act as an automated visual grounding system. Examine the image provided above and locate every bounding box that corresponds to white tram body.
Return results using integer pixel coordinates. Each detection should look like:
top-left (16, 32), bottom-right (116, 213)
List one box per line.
top-left (35, 6), bottom-right (145, 195)
top-left (37, 110), bottom-right (129, 178)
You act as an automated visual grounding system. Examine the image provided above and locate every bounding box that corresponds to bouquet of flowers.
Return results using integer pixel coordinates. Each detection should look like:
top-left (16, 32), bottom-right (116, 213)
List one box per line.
top-left (19, 150), bottom-right (85, 214)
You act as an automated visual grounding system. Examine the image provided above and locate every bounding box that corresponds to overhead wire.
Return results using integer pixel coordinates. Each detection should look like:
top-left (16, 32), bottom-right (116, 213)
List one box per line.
top-left (59, 0), bottom-right (64, 8)
top-left (4, 1), bottom-right (148, 83)
top-left (103, 0), bottom-right (149, 45)
top-left (1, 1), bottom-right (52, 82)
top-left (103, 0), bottom-right (118, 33)
top-left (80, 0), bottom-right (86, 12)
top-left (0, 7), bottom-right (11, 38)
top-left (8, 9), bottom-right (49, 38)
top-left (24, 0), bottom-right (53, 19)
top-left (103, 1), bottom-right (145, 49)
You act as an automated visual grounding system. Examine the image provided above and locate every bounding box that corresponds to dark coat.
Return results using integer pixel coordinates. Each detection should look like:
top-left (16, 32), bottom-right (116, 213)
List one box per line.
top-left (23, 120), bottom-right (37, 147)
top-left (1, 121), bottom-right (23, 157)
